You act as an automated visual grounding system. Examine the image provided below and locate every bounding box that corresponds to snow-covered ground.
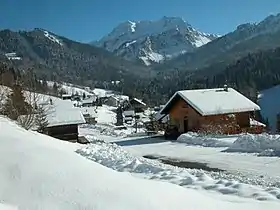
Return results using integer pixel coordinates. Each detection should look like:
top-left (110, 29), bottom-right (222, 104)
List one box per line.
top-left (79, 125), bottom-right (280, 191)
top-left (3, 117), bottom-right (279, 209)
top-left (46, 81), bottom-right (129, 101)
top-left (77, 139), bottom-right (280, 201)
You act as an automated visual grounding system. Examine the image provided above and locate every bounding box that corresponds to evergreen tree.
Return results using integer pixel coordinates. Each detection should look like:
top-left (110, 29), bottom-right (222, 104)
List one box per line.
top-left (3, 84), bottom-right (31, 120)
top-left (35, 105), bottom-right (49, 133)
top-left (53, 82), bottom-right (58, 95)
top-left (116, 106), bottom-right (123, 126)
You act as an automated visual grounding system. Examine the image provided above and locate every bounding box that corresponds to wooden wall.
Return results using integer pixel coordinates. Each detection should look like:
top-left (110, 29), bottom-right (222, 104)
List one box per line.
top-left (46, 124), bottom-right (79, 142)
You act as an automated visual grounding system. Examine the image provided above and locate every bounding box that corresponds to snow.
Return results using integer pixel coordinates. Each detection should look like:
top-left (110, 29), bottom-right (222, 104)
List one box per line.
top-left (258, 85), bottom-right (280, 132)
top-left (194, 34), bottom-right (212, 47)
top-left (161, 88), bottom-right (260, 116)
top-left (46, 106), bottom-right (85, 127)
top-left (77, 139), bottom-right (280, 201)
top-left (177, 132), bottom-right (237, 147)
top-left (43, 31), bottom-right (63, 46)
top-left (94, 105), bottom-right (117, 124)
top-left (132, 97), bottom-right (146, 106)
top-left (250, 118), bottom-right (266, 127)
top-left (128, 20), bottom-right (136, 32)
top-left (106, 137), bottom-right (280, 186)
top-left (46, 81), bottom-right (128, 102)
top-left (125, 40), bottom-right (137, 47)
top-left (0, 203), bottom-right (18, 210)
top-left (139, 56), bottom-right (152, 65)
top-left (5, 52), bottom-right (21, 60)
top-left (94, 16), bottom-right (218, 65)
top-left (3, 117), bottom-right (279, 209)
top-left (226, 133), bottom-right (280, 155)
top-left (139, 51), bottom-right (164, 65)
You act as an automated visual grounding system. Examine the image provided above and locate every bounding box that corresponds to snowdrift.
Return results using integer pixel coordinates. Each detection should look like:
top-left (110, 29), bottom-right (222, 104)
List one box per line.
top-left (177, 132), bottom-right (236, 147)
top-left (2, 117), bottom-right (279, 209)
top-left (226, 133), bottom-right (280, 156)
top-left (77, 141), bottom-right (280, 201)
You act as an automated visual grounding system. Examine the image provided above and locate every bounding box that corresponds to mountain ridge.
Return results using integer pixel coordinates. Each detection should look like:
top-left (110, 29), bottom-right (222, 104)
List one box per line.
top-left (92, 16), bottom-right (219, 65)
top-left (0, 28), bottom-right (150, 86)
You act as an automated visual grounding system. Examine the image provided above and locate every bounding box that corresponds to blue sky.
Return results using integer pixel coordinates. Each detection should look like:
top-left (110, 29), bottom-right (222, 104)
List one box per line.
top-left (1, 0), bottom-right (280, 42)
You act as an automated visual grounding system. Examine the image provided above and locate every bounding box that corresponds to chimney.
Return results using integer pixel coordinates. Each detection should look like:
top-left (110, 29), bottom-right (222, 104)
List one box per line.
top-left (223, 84), bottom-right (228, 91)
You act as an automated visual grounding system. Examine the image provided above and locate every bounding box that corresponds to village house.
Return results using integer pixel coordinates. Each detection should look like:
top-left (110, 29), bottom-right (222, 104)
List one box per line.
top-left (124, 98), bottom-right (146, 113)
top-left (61, 94), bottom-right (72, 100)
top-left (19, 99), bottom-right (86, 142)
top-left (45, 107), bottom-right (86, 142)
top-left (105, 95), bottom-right (120, 107)
top-left (41, 99), bottom-right (86, 142)
top-left (81, 96), bottom-right (97, 107)
top-left (159, 86), bottom-right (265, 136)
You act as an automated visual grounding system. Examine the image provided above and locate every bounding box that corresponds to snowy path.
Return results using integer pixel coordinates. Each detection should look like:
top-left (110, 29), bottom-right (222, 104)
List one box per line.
top-left (110, 137), bottom-right (280, 186)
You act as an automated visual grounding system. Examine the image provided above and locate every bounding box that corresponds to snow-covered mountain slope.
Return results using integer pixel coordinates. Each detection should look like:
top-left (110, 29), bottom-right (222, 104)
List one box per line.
top-left (93, 17), bottom-right (218, 65)
top-left (160, 13), bottom-right (280, 72)
top-left (2, 117), bottom-right (280, 209)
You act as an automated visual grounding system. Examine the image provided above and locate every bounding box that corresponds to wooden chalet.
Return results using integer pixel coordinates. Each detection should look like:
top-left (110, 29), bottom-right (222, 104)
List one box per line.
top-left (45, 102), bottom-right (86, 142)
top-left (159, 87), bottom-right (265, 136)
top-left (124, 98), bottom-right (146, 113)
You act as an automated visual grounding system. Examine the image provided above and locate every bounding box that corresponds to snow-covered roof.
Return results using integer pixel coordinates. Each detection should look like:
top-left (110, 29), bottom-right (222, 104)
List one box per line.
top-left (46, 107), bottom-right (86, 127)
top-left (161, 88), bottom-right (260, 116)
top-left (124, 110), bottom-right (135, 116)
top-left (62, 94), bottom-right (72, 97)
top-left (42, 98), bottom-right (85, 127)
top-left (82, 96), bottom-right (97, 104)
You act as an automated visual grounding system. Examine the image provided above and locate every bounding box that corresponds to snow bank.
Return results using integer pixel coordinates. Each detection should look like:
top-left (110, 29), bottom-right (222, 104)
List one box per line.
top-left (0, 203), bottom-right (18, 210)
top-left (76, 141), bottom-right (280, 201)
top-left (2, 118), bottom-right (279, 209)
top-left (177, 132), bottom-right (237, 147)
top-left (226, 133), bottom-right (280, 156)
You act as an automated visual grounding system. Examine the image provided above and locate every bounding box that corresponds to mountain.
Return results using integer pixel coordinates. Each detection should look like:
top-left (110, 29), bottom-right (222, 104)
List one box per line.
top-left (157, 13), bottom-right (280, 72)
top-left (92, 17), bottom-right (218, 65)
top-left (0, 29), bottom-right (150, 86)
top-left (122, 45), bottom-right (280, 105)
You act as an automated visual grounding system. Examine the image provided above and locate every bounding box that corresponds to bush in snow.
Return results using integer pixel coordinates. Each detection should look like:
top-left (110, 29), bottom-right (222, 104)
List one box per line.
top-left (225, 133), bottom-right (280, 156)
top-left (177, 132), bottom-right (234, 148)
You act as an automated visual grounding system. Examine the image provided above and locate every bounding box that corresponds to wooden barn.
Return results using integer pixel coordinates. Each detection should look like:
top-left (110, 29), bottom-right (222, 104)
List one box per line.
top-left (159, 87), bottom-right (265, 136)
top-left (45, 106), bottom-right (86, 142)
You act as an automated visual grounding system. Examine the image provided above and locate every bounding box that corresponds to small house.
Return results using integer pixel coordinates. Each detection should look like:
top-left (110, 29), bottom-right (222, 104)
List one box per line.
top-left (18, 98), bottom-right (86, 142)
top-left (81, 96), bottom-right (97, 107)
top-left (45, 108), bottom-right (86, 142)
top-left (62, 94), bottom-right (72, 100)
top-left (124, 98), bottom-right (146, 113)
top-left (159, 87), bottom-right (265, 136)
top-left (105, 95), bottom-right (120, 107)
top-left (123, 110), bottom-right (135, 124)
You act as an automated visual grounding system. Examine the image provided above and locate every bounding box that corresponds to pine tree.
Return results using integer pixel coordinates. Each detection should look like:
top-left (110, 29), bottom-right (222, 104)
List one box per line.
top-left (116, 106), bottom-right (123, 126)
top-left (3, 84), bottom-right (31, 120)
top-left (53, 82), bottom-right (58, 95)
top-left (35, 105), bottom-right (49, 133)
